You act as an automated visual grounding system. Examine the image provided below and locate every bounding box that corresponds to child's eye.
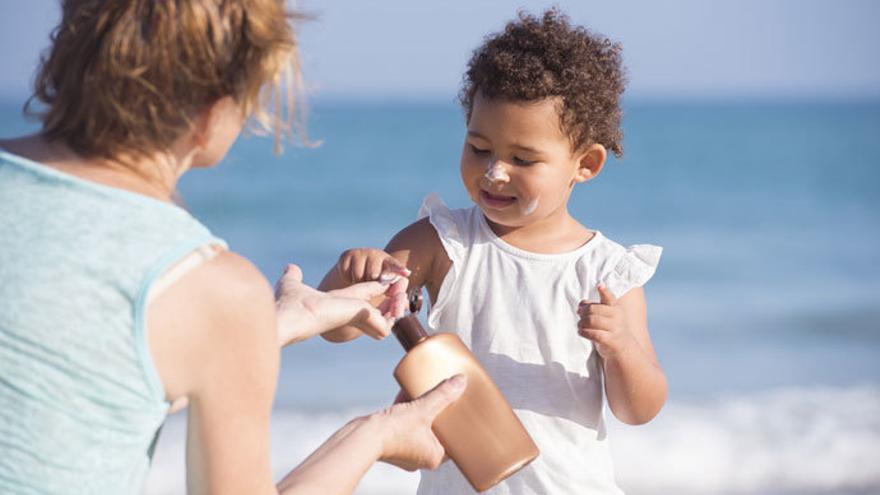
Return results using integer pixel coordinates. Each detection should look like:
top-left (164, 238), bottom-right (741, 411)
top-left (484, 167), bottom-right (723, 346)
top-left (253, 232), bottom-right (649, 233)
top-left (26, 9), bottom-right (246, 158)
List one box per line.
top-left (469, 144), bottom-right (490, 155)
top-left (513, 156), bottom-right (535, 166)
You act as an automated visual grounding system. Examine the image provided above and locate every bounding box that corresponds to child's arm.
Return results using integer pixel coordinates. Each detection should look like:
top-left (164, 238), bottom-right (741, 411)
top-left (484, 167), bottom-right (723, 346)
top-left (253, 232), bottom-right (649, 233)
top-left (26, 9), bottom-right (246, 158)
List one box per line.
top-left (319, 218), bottom-right (451, 342)
top-left (577, 285), bottom-right (668, 425)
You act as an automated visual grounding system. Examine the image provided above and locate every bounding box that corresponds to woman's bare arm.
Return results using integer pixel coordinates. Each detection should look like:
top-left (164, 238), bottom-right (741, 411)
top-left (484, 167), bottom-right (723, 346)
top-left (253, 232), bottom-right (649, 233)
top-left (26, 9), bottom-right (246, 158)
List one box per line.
top-left (149, 252), bottom-right (281, 494)
top-left (149, 251), bottom-right (464, 494)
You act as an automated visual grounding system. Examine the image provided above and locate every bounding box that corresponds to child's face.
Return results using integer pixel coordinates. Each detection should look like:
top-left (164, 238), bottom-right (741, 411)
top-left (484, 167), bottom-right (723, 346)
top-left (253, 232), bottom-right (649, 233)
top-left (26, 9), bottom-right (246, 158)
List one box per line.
top-left (460, 92), bottom-right (603, 230)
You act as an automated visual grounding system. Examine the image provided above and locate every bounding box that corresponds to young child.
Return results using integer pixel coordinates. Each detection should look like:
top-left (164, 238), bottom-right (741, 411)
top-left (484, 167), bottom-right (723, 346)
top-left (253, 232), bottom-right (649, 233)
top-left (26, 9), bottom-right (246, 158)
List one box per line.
top-left (320, 9), bottom-right (667, 494)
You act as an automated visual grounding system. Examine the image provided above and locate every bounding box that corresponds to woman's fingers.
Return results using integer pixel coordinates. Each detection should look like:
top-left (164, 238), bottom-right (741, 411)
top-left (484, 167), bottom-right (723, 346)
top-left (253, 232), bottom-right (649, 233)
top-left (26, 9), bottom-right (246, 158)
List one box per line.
top-left (278, 251), bottom-right (413, 344)
top-left (356, 304), bottom-right (393, 339)
top-left (333, 277), bottom-right (409, 320)
top-left (379, 375), bottom-right (466, 471)
top-left (387, 276), bottom-right (409, 296)
top-left (330, 280), bottom-right (388, 301)
top-left (274, 263), bottom-right (302, 299)
top-left (376, 277), bottom-right (409, 319)
top-left (276, 264), bottom-right (403, 344)
top-left (393, 290), bottom-right (408, 318)
top-left (413, 374), bottom-right (467, 419)
top-left (313, 296), bottom-right (390, 339)
top-left (376, 291), bottom-right (406, 320)
top-left (283, 263), bottom-right (303, 281)
top-left (408, 375), bottom-right (467, 467)
top-left (392, 389), bottom-right (411, 405)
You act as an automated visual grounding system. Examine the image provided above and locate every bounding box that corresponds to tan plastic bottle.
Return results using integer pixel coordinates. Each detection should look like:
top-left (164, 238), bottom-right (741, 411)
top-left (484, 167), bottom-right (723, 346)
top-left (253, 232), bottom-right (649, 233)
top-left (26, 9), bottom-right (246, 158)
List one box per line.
top-left (392, 292), bottom-right (539, 492)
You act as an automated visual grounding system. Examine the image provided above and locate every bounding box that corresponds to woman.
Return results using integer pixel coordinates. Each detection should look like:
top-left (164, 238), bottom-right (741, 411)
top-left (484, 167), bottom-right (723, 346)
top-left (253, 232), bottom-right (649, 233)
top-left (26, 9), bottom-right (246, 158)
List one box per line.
top-left (0, 1), bottom-right (463, 494)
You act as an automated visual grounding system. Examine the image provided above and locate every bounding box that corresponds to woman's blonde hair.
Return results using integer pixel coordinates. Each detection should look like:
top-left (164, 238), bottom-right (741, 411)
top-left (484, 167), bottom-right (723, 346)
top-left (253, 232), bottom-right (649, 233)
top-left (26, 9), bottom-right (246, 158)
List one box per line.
top-left (27, 0), bottom-right (306, 160)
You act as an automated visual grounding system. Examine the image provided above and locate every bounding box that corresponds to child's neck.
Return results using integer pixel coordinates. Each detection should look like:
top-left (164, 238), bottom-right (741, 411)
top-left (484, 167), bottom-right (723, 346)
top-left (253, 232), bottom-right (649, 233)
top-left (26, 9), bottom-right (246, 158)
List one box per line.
top-left (484, 205), bottom-right (594, 255)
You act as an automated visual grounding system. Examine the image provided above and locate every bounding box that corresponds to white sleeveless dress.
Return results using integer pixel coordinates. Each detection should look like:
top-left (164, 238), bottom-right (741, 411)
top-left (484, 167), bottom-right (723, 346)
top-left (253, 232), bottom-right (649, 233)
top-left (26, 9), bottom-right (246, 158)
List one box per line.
top-left (416, 194), bottom-right (662, 495)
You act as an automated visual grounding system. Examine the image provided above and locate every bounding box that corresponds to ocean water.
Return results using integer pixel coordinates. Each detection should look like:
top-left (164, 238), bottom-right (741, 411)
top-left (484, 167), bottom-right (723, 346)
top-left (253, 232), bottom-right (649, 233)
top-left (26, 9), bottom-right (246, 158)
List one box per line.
top-left (2, 98), bottom-right (879, 494)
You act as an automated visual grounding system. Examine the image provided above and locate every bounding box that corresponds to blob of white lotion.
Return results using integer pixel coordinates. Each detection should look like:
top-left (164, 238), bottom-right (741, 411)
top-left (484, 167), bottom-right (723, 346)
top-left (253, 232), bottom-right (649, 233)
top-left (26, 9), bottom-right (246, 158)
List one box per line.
top-left (484, 162), bottom-right (509, 183)
top-left (520, 197), bottom-right (539, 215)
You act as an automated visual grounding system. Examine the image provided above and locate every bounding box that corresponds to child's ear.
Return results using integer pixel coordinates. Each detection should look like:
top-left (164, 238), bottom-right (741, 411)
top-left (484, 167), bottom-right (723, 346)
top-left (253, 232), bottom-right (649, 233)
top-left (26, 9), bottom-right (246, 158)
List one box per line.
top-left (574, 144), bottom-right (607, 183)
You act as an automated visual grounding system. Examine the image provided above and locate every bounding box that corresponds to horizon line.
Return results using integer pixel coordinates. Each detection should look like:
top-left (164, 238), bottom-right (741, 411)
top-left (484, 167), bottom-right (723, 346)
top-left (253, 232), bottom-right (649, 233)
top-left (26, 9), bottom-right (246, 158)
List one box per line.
top-left (2, 91), bottom-right (879, 108)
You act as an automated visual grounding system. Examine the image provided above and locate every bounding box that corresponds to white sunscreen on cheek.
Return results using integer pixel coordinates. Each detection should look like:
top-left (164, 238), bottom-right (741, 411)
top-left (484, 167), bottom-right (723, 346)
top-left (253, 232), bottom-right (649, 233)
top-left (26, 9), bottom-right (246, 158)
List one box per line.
top-left (521, 197), bottom-right (539, 215)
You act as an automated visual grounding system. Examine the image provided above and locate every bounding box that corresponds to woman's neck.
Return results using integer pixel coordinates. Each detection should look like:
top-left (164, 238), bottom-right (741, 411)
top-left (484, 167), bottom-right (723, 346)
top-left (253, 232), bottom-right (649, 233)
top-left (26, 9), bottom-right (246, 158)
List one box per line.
top-left (0, 134), bottom-right (190, 202)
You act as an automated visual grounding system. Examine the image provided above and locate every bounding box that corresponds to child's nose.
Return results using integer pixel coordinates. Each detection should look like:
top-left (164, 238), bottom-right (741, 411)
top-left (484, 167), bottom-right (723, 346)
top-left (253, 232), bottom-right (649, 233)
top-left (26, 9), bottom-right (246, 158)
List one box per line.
top-left (484, 159), bottom-right (510, 183)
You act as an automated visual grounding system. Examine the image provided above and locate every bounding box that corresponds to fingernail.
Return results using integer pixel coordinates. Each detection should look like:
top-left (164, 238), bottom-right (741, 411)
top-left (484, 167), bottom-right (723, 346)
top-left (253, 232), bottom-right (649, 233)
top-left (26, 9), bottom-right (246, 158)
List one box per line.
top-left (378, 272), bottom-right (400, 285)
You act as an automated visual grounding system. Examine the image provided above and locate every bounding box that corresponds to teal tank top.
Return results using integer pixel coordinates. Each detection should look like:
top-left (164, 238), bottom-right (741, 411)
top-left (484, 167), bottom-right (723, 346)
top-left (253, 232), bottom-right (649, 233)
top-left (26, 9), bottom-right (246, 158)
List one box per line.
top-left (0, 149), bottom-right (226, 494)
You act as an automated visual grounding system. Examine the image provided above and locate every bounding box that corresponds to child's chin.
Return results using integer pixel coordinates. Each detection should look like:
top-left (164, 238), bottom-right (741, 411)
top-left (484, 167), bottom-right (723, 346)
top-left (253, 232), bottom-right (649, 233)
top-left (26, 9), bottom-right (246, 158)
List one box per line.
top-left (480, 206), bottom-right (529, 228)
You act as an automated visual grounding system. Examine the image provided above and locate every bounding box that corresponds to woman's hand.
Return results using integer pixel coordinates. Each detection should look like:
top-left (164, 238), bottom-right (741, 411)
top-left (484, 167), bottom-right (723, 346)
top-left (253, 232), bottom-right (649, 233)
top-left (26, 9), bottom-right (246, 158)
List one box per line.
top-left (372, 374), bottom-right (467, 471)
top-left (274, 263), bottom-right (408, 346)
top-left (316, 248), bottom-right (413, 343)
top-left (276, 375), bottom-right (466, 494)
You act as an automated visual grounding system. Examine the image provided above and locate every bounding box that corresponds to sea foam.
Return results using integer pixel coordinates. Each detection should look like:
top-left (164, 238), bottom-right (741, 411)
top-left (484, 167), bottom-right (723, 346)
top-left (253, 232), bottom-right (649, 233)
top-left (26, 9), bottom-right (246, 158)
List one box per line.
top-left (145, 385), bottom-right (880, 494)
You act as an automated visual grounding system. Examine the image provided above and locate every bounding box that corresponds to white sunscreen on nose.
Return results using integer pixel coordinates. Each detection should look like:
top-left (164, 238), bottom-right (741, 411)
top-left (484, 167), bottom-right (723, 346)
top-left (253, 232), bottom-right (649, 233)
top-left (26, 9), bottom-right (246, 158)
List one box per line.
top-left (484, 162), bottom-right (509, 183)
top-left (521, 197), bottom-right (539, 215)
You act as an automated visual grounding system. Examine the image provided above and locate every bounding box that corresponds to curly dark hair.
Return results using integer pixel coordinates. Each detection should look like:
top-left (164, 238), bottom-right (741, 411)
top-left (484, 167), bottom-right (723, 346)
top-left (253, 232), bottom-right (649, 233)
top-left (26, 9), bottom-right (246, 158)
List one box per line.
top-left (460, 8), bottom-right (626, 157)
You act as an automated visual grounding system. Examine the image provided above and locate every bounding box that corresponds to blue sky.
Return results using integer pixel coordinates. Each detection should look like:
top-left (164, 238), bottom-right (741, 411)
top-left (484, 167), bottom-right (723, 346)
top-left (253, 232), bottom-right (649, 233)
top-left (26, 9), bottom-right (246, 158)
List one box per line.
top-left (1, 0), bottom-right (878, 101)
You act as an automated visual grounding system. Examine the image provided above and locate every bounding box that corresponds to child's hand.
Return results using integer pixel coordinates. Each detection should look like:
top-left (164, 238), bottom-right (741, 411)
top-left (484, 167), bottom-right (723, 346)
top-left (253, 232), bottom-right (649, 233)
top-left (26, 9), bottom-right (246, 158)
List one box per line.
top-left (336, 248), bottom-right (411, 313)
top-left (337, 248), bottom-right (411, 284)
top-left (576, 284), bottom-right (638, 360)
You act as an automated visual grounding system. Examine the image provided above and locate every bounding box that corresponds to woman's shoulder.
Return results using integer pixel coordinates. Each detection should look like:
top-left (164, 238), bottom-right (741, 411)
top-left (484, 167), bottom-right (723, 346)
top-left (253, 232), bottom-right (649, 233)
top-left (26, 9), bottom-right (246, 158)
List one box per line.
top-left (174, 250), bottom-right (276, 339)
top-left (205, 251), bottom-right (273, 290)
top-left (148, 250), bottom-right (278, 403)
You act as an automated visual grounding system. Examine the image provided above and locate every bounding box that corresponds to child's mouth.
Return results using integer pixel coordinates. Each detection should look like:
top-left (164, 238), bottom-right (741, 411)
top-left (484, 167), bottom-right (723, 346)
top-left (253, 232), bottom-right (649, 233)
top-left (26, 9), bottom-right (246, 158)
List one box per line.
top-left (479, 190), bottom-right (517, 209)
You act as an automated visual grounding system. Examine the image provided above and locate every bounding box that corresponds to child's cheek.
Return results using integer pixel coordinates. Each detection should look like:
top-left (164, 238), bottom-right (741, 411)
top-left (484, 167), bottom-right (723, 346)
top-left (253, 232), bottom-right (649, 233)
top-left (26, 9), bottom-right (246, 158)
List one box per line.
top-left (520, 196), bottom-right (540, 216)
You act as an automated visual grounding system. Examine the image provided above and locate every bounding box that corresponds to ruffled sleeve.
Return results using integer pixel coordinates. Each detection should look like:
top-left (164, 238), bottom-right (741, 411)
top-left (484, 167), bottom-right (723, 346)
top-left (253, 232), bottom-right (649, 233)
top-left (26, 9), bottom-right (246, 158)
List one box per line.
top-left (601, 244), bottom-right (662, 298)
top-left (417, 192), bottom-right (467, 265)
